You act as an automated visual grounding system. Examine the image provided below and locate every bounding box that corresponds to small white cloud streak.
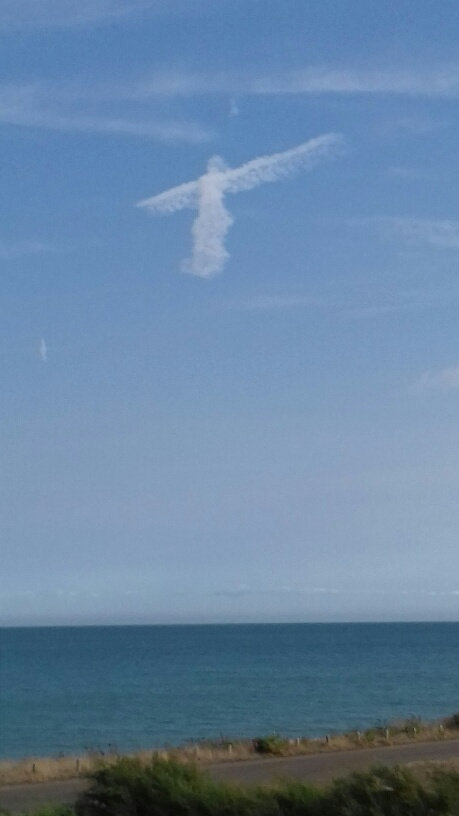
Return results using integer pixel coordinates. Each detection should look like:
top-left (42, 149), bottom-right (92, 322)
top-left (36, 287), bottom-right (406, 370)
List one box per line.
top-left (351, 217), bottom-right (459, 250)
top-left (39, 338), bottom-right (48, 363)
top-left (132, 65), bottom-right (459, 99)
top-left (419, 365), bottom-right (459, 391)
top-left (0, 240), bottom-right (53, 259)
top-left (238, 294), bottom-right (321, 311)
top-left (0, 0), bottom-right (157, 29)
top-left (384, 218), bottom-right (459, 249)
top-left (229, 98), bottom-right (239, 117)
top-left (387, 165), bottom-right (433, 181)
top-left (250, 66), bottom-right (459, 97)
top-left (0, 83), bottom-right (212, 144)
top-left (138, 133), bottom-right (343, 278)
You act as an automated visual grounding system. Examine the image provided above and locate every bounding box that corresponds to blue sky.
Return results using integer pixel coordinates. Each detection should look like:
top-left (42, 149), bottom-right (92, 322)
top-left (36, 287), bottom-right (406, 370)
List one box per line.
top-left (2, 0), bottom-right (459, 625)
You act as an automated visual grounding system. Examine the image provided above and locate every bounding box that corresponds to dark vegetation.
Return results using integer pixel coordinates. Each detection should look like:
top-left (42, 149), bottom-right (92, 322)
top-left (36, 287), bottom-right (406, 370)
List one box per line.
top-left (444, 714), bottom-right (459, 730)
top-left (253, 735), bottom-right (287, 755)
top-left (22, 756), bottom-right (459, 816)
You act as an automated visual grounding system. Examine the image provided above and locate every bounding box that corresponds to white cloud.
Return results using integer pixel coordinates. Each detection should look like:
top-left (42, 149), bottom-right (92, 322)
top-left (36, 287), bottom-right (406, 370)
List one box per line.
top-left (137, 133), bottom-right (343, 278)
top-left (228, 98), bottom-right (239, 118)
top-left (238, 294), bottom-right (321, 311)
top-left (131, 64), bottom-right (459, 99)
top-left (39, 339), bottom-right (48, 363)
top-left (0, 239), bottom-right (54, 259)
top-left (250, 66), bottom-right (459, 97)
top-left (0, 0), bottom-right (160, 29)
top-left (0, 82), bottom-right (212, 143)
top-left (381, 218), bottom-right (459, 249)
top-left (419, 365), bottom-right (459, 391)
top-left (387, 166), bottom-right (433, 181)
top-left (350, 217), bottom-right (459, 251)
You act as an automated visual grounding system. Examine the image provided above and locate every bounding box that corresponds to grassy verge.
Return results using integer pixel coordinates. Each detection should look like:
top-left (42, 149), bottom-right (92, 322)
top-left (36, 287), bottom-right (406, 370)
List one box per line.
top-left (8, 757), bottom-right (459, 816)
top-left (1, 713), bottom-right (458, 786)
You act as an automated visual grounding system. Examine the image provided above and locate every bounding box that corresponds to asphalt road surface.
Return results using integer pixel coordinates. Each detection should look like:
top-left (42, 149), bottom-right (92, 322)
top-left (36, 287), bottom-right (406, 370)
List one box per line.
top-left (1, 739), bottom-right (458, 813)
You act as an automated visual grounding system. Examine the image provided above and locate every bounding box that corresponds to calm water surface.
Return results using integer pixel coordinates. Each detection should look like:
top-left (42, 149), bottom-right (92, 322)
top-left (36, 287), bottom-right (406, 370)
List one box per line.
top-left (1, 623), bottom-right (458, 759)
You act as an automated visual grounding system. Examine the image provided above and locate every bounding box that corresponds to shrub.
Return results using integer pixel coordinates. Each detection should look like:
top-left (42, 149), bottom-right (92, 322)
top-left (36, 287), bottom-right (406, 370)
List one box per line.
top-left (403, 717), bottom-right (423, 734)
top-left (363, 728), bottom-right (378, 742)
top-left (75, 757), bottom-right (269, 816)
top-left (443, 713), bottom-right (459, 730)
top-left (322, 766), bottom-right (444, 816)
top-left (73, 758), bottom-right (459, 816)
top-left (268, 780), bottom-right (322, 816)
top-left (430, 768), bottom-right (459, 814)
top-left (253, 736), bottom-right (286, 755)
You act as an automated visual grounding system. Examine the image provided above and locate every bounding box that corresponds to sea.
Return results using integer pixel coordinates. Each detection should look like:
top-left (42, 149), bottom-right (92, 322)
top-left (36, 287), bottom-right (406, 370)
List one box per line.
top-left (1, 623), bottom-right (458, 760)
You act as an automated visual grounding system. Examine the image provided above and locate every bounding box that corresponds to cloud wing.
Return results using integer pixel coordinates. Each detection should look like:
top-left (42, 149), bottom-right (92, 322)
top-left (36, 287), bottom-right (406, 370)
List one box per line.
top-left (136, 179), bottom-right (199, 213)
top-left (224, 132), bottom-right (343, 194)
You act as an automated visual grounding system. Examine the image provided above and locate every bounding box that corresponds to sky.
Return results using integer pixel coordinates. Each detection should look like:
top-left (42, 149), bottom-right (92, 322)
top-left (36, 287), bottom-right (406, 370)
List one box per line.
top-left (2, 0), bottom-right (459, 625)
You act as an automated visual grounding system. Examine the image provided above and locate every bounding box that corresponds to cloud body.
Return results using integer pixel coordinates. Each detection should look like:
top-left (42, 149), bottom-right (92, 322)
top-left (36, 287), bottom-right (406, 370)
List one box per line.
top-left (137, 133), bottom-right (343, 278)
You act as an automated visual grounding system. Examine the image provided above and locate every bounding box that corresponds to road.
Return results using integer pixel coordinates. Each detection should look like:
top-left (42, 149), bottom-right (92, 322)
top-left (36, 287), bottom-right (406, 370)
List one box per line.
top-left (1, 739), bottom-right (458, 813)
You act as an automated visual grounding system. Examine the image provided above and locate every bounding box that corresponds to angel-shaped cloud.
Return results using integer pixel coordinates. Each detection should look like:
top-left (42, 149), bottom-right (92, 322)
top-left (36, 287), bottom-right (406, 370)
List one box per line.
top-left (137, 133), bottom-right (343, 278)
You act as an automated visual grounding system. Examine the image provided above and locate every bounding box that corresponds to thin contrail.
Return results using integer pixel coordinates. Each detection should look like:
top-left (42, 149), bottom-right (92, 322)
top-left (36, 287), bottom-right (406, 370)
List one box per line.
top-left (137, 133), bottom-right (344, 278)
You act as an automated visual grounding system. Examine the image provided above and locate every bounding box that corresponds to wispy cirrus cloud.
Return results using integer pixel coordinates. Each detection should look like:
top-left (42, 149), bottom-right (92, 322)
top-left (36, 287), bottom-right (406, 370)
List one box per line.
top-left (237, 294), bottom-right (322, 311)
top-left (0, 82), bottom-right (212, 143)
top-left (250, 66), bottom-right (459, 97)
top-left (137, 133), bottom-right (343, 278)
top-left (377, 217), bottom-right (459, 250)
top-left (0, 239), bottom-right (55, 260)
top-left (418, 365), bottom-right (459, 391)
top-left (0, 0), bottom-right (169, 30)
top-left (4, 60), bottom-right (458, 142)
top-left (349, 216), bottom-right (459, 251)
top-left (130, 64), bottom-right (459, 99)
top-left (386, 165), bottom-right (434, 181)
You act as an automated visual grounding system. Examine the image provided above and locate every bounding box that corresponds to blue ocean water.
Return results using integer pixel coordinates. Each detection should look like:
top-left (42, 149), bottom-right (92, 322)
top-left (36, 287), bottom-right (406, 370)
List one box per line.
top-left (1, 623), bottom-right (458, 760)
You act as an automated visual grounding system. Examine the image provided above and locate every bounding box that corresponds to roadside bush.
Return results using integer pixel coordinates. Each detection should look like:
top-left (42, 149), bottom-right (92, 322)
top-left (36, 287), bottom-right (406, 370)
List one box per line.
top-left (321, 766), bottom-right (443, 816)
top-left (403, 717), bottom-right (423, 735)
top-left (253, 736), bottom-right (286, 755)
top-left (75, 757), bottom-right (268, 816)
top-left (73, 758), bottom-right (459, 816)
top-left (443, 713), bottom-right (459, 730)
top-left (268, 780), bottom-right (322, 816)
top-left (430, 768), bottom-right (459, 814)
